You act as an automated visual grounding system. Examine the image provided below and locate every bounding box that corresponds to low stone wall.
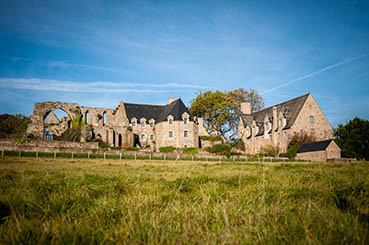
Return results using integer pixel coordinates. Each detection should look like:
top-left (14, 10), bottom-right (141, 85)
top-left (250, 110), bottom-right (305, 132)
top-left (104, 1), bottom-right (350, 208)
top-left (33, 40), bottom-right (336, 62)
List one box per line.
top-left (201, 140), bottom-right (222, 148)
top-left (0, 139), bottom-right (99, 153)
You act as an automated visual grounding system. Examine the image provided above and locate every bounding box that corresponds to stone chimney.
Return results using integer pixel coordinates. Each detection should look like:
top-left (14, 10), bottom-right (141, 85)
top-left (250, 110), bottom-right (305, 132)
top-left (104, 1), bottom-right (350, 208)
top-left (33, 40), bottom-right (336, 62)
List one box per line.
top-left (168, 97), bottom-right (175, 104)
top-left (240, 102), bottom-right (251, 114)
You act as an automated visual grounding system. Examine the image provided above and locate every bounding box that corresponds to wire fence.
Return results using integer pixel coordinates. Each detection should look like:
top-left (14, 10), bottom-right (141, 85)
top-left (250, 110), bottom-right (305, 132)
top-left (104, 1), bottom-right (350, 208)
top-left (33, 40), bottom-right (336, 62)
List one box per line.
top-left (0, 149), bottom-right (306, 163)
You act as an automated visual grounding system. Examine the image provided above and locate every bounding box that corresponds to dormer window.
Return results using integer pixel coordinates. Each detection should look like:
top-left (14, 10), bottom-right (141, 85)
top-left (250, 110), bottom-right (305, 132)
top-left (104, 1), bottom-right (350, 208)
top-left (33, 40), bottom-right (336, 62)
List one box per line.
top-left (183, 118), bottom-right (188, 124)
top-left (131, 118), bottom-right (137, 126)
top-left (141, 121), bottom-right (145, 127)
top-left (149, 119), bottom-right (155, 128)
top-left (150, 122), bottom-right (154, 127)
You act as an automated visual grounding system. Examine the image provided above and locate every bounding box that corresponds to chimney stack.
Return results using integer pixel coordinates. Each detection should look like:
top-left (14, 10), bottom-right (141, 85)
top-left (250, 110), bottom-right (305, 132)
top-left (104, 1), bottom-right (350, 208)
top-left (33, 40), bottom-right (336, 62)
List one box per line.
top-left (168, 97), bottom-right (175, 104)
top-left (240, 102), bottom-right (251, 114)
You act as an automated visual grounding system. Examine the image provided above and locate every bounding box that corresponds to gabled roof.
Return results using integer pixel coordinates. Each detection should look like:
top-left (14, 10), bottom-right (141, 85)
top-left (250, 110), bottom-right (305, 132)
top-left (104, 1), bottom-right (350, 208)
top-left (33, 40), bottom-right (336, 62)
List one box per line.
top-left (124, 99), bottom-right (193, 123)
top-left (240, 93), bottom-right (310, 131)
top-left (297, 140), bottom-right (334, 153)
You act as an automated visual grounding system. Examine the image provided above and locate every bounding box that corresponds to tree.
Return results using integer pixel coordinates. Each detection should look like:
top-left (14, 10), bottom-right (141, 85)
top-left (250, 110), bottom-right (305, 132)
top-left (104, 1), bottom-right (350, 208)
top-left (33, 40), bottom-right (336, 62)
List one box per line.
top-left (229, 88), bottom-right (264, 112)
top-left (0, 114), bottom-right (30, 139)
top-left (189, 89), bottom-right (264, 141)
top-left (189, 90), bottom-right (238, 140)
top-left (335, 117), bottom-right (369, 160)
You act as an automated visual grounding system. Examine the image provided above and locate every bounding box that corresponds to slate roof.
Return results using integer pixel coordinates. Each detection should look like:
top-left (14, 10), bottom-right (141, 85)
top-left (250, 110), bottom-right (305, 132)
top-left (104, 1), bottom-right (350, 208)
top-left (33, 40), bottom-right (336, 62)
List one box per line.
top-left (240, 93), bottom-right (310, 134)
top-left (124, 99), bottom-right (193, 123)
top-left (297, 140), bottom-right (334, 153)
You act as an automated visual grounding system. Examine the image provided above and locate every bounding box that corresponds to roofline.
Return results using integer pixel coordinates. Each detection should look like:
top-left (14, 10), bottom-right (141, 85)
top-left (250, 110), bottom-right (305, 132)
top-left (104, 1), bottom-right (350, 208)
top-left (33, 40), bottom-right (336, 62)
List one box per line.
top-left (250, 93), bottom-right (310, 115)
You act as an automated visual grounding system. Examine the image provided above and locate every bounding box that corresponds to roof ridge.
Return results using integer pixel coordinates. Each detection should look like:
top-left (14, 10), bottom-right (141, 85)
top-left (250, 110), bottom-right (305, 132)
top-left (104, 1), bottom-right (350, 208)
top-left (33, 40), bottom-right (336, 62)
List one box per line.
top-left (253, 93), bottom-right (310, 114)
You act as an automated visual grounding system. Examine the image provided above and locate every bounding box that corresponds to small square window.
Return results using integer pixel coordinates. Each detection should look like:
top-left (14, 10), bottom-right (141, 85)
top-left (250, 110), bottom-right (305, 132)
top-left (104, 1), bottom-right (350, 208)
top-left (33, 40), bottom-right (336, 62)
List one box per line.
top-left (141, 134), bottom-right (145, 140)
top-left (184, 118), bottom-right (188, 124)
top-left (309, 116), bottom-right (314, 124)
top-left (169, 119), bottom-right (173, 125)
top-left (150, 135), bottom-right (154, 141)
top-left (169, 131), bottom-right (173, 138)
top-left (184, 130), bottom-right (188, 138)
top-left (141, 121), bottom-right (145, 127)
top-left (132, 121), bottom-right (136, 126)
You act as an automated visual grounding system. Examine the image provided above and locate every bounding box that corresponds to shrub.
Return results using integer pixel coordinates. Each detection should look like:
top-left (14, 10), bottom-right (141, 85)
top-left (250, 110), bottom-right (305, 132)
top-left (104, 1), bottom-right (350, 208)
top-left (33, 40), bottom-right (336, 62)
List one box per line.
top-left (15, 138), bottom-right (32, 144)
top-left (280, 144), bottom-right (300, 160)
top-left (200, 135), bottom-right (223, 142)
top-left (127, 126), bottom-right (132, 131)
top-left (124, 147), bottom-right (139, 151)
top-left (205, 143), bottom-right (232, 155)
top-left (230, 138), bottom-right (245, 152)
top-left (159, 146), bottom-right (176, 153)
top-left (259, 144), bottom-right (280, 157)
top-left (183, 147), bottom-right (200, 154)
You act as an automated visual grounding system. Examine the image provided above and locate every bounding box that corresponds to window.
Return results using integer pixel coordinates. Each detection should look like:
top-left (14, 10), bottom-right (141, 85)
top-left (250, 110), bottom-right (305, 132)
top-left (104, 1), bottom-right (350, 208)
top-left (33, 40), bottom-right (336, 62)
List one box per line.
top-left (309, 116), bottom-right (314, 124)
top-left (183, 118), bottom-right (188, 124)
top-left (85, 111), bottom-right (89, 124)
top-left (132, 121), bottom-right (136, 126)
top-left (103, 112), bottom-right (106, 126)
top-left (150, 135), bottom-right (154, 141)
top-left (168, 119), bottom-right (173, 125)
top-left (141, 121), bottom-right (145, 127)
top-left (150, 122), bottom-right (154, 127)
top-left (169, 131), bottom-right (173, 138)
top-left (141, 133), bottom-right (145, 140)
top-left (184, 130), bottom-right (188, 138)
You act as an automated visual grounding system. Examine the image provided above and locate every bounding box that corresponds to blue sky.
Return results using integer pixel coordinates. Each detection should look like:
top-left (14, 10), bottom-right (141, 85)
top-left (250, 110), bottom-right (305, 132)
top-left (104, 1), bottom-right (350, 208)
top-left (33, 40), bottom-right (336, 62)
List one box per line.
top-left (0, 0), bottom-right (368, 127)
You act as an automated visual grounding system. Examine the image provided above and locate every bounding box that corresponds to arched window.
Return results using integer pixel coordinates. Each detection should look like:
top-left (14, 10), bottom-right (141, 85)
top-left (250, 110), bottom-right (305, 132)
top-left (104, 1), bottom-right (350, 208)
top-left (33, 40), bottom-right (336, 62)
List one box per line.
top-left (103, 112), bottom-right (106, 126)
top-left (309, 116), bottom-right (314, 124)
top-left (85, 111), bottom-right (89, 124)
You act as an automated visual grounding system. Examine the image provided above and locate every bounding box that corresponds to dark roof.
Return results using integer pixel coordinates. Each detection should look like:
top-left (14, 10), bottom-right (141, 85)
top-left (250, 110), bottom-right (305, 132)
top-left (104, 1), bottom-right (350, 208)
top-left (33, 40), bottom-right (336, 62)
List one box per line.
top-left (297, 140), bottom-right (334, 153)
top-left (124, 99), bottom-right (193, 123)
top-left (240, 93), bottom-right (310, 131)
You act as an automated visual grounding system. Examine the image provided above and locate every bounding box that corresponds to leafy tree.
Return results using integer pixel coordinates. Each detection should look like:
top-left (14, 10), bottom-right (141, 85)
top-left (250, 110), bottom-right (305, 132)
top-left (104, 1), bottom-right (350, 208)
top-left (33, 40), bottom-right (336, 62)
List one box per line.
top-left (229, 88), bottom-right (264, 112)
top-left (190, 90), bottom-right (238, 140)
top-left (335, 117), bottom-right (369, 160)
top-left (0, 114), bottom-right (30, 139)
top-left (189, 89), bottom-right (264, 140)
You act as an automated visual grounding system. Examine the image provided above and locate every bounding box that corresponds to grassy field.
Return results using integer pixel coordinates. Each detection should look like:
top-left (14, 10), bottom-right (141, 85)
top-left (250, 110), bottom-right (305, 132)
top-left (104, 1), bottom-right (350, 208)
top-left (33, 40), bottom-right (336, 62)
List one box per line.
top-left (0, 157), bottom-right (368, 244)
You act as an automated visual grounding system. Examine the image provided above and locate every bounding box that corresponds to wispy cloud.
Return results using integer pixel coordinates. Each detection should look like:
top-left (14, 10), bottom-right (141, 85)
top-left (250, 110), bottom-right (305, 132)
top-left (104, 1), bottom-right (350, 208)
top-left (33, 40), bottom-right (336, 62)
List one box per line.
top-left (261, 53), bottom-right (369, 95)
top-left (0, 78), bottom-right (208, 93)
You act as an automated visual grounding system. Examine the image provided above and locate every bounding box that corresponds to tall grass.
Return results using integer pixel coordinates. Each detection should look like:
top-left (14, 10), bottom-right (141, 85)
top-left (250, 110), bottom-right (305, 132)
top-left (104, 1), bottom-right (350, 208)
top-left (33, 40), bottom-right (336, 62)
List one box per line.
top-left (0, 157), bottom-right (368, 244)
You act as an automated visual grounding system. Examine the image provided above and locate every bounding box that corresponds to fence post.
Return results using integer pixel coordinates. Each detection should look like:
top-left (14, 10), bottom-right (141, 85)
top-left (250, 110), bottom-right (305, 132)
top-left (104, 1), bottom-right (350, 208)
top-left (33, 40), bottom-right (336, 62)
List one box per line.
top-left (88, 152), bottom-right (90, 159)
top-left (54, 151), bottom-right (56, 159)
top-left (246, 156), bottom-right (248, 162)
top-left (36, 152), bottom-right (38, 158)
top-left (104, 153), bottom-right (106, 160)
top-left (164, 154), bottom-right (166, 161)
top-left (219, 156), bottom-right (221, 162)
top-left (19, 151), bottom-right (21, 157)
top-left (270, 157), bottom-right (272, 163)
top-left (135, 153), bottom-right (137, 160)
top-left (192, 155), bottom-right (194, 161)
top-left (149, 153), bottom-right (151, 160)
top-left (72, 152), bottom-right (74, 160)
top-left (1, 150), bottom-right (3, 158)
top-left (233, 156), bottom-right (235, 162)
top-left (120, 153), bottom-right (122, 160)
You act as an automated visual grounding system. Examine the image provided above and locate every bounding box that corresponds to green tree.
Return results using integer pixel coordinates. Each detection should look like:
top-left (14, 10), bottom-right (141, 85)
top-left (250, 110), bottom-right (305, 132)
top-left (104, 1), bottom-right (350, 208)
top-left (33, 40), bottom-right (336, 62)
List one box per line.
top-left (189, 89), bottom-right (264, 141)
top-left (335, 117), bottom-right (369, 160)
top-left (229, 88), bottom-right (264, 112)
top-left (0, 114), bottom-right (30, 139)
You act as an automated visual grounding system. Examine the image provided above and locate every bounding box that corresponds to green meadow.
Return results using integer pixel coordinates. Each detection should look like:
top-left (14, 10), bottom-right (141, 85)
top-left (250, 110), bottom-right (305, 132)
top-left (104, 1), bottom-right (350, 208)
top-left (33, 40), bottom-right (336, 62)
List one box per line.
top-left (0, 157), bottom-right (368, 244)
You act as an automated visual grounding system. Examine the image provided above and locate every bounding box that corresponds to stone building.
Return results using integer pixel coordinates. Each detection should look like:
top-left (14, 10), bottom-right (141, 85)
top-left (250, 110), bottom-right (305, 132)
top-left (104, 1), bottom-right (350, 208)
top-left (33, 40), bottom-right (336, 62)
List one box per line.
top-left (295, 140), bottom-right (341, 162)
top-left (26, 97), bottom-right (208, 151)
top-left (238, 93), bottom-right (334, 154)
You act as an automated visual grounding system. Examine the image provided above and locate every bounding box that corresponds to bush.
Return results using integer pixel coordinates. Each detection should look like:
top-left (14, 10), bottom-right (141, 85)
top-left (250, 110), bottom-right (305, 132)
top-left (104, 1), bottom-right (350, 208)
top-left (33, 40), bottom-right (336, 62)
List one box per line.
top-left (183, 147), bottom-right (200, 154)
top-left (200, 135), bottom-right (222, 142)
top-left (15, 138), bottom-right (32, 144)
top-left (159, 146), bottom-right (176, 153)
top-left (281, 144), bottom-right (300, 160)
top-left (124, 147), bottom-right (139, 151)
top-left (205, 143), bottom-right (232, 155)
top-left (230, 139), bottom-right (245, 152)
top-left (259, 144), bottom-right (280, 157)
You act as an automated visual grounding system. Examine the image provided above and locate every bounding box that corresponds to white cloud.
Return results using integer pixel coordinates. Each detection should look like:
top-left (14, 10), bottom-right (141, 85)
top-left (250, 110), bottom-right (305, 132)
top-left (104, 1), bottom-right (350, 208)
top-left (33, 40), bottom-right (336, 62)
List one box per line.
top-left (0, 78), bottom-right (207, 93)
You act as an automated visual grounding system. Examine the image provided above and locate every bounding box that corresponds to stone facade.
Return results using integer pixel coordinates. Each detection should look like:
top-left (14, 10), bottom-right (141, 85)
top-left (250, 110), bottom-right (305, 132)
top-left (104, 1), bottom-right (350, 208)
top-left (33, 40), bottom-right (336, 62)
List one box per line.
top-left (238, 94), bottom-right (334, 154)
top-left (295, 140), bottom-right (341, 162)
top-left (26, 98), bottom-right (208, 151)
